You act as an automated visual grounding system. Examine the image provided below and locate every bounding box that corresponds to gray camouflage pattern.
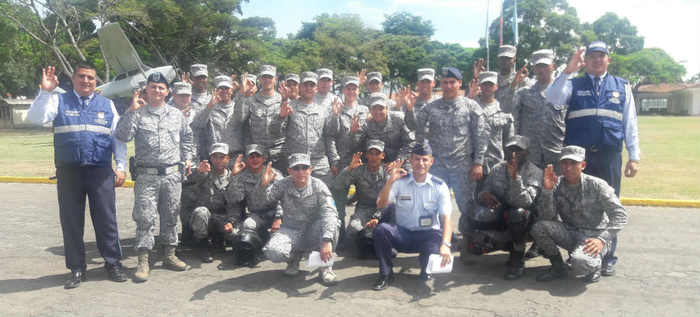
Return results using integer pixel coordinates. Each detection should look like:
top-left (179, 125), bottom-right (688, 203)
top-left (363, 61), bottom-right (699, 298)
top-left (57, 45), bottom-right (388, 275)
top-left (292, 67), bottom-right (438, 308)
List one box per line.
top-left (330, 104), bottom-right (369, 169)
top-left (478, 160), bottom-right (542, 211)
top-left (478, 99), bottom-right (514, 174)
top-left (131, 173), bottom-right (182, 250)
top-left (404, 95), bottom-right (438, 131)
top-left (495, 71), bottom-right (534, 114)
top-left (332, 165), bottom-right (388, 238)
top-left (263, 219), bottom-right (339, 263)
top-left (356, 111), bottom-right (413, 162)
top-left (227, 92), bottom-right (285, 156)
top-left (227, 167), bottom-right (283, 219)
top-left (191, 101), bottom-right (235, 160)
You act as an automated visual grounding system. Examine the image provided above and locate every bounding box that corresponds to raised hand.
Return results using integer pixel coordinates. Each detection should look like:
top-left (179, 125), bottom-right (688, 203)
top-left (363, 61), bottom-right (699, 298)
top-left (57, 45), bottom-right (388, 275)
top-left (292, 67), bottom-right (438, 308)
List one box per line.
top-left (260, 162), bottom-right (277, 187)
top-left (240, 72), bottom-right (250, 95)
top-left (207, 91), bottom-right (220, 108)
top-left (199, 159), bottom-right (211, 174)
top-left (278, 80), bottom-right (290, 99)
top-left (331, 97), bottom-right (343, 116)
top-left (41, 66), bottom-right (59, 92)
top-left (231, 154), bottom-right (246, 175)
top-left (543, 164), bottom-right (557, 190)
top-left (348, 152), bottom-right (363, 171)
top-left (349, 115), bottom-right (362, 133)
top-left (129, 88), bottom-right (146, 111)
top-left (280, 99), bottom-right (293, 118)
top-left (403, 88), bottom-right (417, 112)
top-left (180, 72), bottom-right (192, 84)
top-left (506, 151), bottom-right (518, 179)
top-left (387, 164), bottom-right (408, 183)
top-left (472, 58), bottom-right (485, 78)
top-left (468, 78), bottom-right (480, 99)
top-left (564, 47), bottom-right (586, 75)
top-left (511, 64), bottom-right (529, 89)
top-left (358, 68), bottom-right (367, 86)
top-left (230, 74), bottom-right (239, 92)
top-left (269, 218), bottom-right (282, 232)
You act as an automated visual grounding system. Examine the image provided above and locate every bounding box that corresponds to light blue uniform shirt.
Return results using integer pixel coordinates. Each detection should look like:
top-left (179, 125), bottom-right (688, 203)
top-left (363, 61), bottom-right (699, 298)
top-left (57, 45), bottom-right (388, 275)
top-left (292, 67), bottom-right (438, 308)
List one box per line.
top-left (388, 173), bottom-right (452, 231)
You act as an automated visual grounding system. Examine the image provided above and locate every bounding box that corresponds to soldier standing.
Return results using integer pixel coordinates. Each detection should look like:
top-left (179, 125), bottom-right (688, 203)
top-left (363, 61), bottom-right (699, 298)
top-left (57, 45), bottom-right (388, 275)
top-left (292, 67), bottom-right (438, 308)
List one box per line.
top-left (114, 72), bottom-right (195, 282)
top-left (360, 71), bottom-right (396, 109)
top-left (354, 93), bottom-right (413, 164)
top-left (256, 153), bottom-right (341, 285)
top-left (283, 73), bottom-right (300, 100)
top-left (314, 68), bottom-right (341, 112)
top-left (192, 75), bottom-right (236, 161)
top-left (189, 64), bottom-right (212, 111)
top-left (512, 49), bottom-right (566, 173)
top-left (473, 71), bottom-right (514, 176)
top-left (494, 45), bottom-right (533, 114)
top-left (532, 146), bottom-right (628, 283)
top-left (278, 71), bottom-right (340, 185)
top-left (412, 67), bottom-right (488, 222)
top-left (401, 68), bottom-right (438, 131)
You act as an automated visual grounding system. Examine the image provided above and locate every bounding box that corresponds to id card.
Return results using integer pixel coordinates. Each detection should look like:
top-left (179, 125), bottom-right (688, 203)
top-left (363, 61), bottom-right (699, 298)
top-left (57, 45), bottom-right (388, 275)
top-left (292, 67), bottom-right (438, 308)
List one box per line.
top-left (419, 216), bottom-right (433, 227)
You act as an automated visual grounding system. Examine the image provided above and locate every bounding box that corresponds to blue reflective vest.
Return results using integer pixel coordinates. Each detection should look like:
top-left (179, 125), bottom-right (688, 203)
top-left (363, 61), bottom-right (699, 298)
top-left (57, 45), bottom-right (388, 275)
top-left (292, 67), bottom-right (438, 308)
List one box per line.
top-left (565, 74), bottom-right (627, 150)
top-left (53, 92), bottom-right (115, 167)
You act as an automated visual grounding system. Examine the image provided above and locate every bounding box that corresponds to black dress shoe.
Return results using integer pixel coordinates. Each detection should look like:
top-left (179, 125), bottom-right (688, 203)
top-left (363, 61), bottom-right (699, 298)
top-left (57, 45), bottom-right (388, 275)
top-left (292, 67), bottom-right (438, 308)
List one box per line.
top-left (601, 262), bottom-right (616, 276)
top-left (64, 269), bottom-right (86, 289)
top-left (585, 270), bottom-right (601, 283)
top-left (504, 264), bottom-right (525, 280)
top-left (372, 275), bottom-right (394, 291)
top-left (105, 263), bottom-right (128, 282)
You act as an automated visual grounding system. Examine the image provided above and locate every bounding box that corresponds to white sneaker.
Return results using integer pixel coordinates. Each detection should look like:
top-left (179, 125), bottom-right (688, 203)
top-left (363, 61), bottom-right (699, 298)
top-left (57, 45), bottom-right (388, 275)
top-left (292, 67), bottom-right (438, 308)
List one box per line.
top-left (320, 267), bottom-right (338, 285)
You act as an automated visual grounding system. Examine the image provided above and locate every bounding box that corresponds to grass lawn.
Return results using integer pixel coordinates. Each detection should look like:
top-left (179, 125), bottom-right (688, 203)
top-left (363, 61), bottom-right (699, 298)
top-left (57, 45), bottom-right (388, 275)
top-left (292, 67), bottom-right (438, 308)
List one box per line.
top-left (1, 115), bottom-right (699, 200)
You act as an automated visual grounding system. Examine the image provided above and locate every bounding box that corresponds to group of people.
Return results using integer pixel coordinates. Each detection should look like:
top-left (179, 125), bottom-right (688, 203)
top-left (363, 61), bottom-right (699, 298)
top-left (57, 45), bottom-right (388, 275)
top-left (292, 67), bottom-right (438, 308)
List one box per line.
top-left (27, 40), bottom-right (638, 291)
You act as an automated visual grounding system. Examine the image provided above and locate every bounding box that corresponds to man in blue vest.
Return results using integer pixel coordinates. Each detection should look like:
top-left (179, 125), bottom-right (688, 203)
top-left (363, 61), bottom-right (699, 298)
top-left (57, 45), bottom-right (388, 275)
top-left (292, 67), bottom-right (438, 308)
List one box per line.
top-left (545, 41), bottom-right (641, 277)
top-left (27, 64), bottom-right (128, 289)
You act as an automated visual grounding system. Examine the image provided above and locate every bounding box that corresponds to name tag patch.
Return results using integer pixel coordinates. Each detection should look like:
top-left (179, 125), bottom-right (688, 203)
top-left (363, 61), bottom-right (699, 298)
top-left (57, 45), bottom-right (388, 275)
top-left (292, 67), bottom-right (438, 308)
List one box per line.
top-left (419, 216), bottom-right (433, 227)
top-left (64, 110), bottom-right (80, 117)
top-left (399, 195), bottom-right (412, 201)
top-left (576, 90), bottom-right (593, 96)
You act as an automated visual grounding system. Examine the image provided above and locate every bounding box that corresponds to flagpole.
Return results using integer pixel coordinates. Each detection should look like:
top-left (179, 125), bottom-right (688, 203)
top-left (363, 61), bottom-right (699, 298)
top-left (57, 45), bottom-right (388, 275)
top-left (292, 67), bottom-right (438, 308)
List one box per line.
top-left (513, 0), bottom-right (519, 45)
top-left (499, 0), bottom-right (504, 46)
top-left (486, 0), bottom-right (491, 71)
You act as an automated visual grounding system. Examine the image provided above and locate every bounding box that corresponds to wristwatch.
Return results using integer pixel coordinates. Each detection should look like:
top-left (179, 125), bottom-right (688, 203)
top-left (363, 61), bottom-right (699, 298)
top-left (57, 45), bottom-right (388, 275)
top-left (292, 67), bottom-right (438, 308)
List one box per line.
top-left (442, 241), bottom-right (452, 248)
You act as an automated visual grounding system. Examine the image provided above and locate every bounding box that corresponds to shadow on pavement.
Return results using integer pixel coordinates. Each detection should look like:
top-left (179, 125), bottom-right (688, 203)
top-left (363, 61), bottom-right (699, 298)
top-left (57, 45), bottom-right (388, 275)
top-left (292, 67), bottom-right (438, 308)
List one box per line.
top-left (0, 266), bottom-right (114, 294)
top-left (190, 269), bottom-right (320, 300)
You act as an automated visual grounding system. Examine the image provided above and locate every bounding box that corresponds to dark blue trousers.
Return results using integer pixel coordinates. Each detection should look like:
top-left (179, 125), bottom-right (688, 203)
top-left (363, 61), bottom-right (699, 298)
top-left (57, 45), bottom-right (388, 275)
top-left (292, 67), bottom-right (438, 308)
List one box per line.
top-left (583, 147), bottom-right (621, 266)
top-left (57, 166), bottom-right (122, 270)
top-left (373, 223), bottom-right (442, 277)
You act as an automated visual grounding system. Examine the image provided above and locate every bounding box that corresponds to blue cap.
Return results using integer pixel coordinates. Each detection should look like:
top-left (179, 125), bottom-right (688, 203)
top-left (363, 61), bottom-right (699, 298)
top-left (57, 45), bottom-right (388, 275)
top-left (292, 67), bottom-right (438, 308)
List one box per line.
top-left (587, 41), bottom-right (609, 55)
top-left (147, 72), bottom-right (169, 88)
top-left (441, 67), bottom-right (463, 80)
top-left (411, 142), bottom-right (432, 156)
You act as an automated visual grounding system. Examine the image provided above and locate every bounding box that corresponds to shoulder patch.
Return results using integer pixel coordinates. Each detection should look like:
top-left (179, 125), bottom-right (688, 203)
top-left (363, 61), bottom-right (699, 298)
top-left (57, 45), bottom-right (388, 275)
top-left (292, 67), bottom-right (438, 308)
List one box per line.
top-left (431, 175), bottom-right (444, 185)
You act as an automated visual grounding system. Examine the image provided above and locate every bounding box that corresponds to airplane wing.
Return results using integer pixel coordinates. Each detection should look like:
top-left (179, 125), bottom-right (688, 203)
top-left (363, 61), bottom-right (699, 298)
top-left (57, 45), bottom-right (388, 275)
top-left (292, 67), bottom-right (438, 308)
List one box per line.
top-left (97, 22), bottom-right (148, 76)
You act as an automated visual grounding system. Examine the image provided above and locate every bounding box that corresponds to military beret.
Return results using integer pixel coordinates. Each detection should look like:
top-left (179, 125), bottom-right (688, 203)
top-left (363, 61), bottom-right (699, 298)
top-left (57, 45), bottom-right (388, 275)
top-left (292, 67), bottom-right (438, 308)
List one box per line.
top-left (147, 72), bottom-right (169, 88)
top-left (441, 67), bottom-right (463, 80)
top-left (411, 142), bottom-right (432, 156)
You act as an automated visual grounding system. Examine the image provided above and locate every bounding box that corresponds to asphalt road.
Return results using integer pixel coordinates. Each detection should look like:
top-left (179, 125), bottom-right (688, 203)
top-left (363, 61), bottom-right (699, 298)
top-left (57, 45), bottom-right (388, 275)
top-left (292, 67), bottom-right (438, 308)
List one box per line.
top-left (1, 183), bottom-right (699, 317)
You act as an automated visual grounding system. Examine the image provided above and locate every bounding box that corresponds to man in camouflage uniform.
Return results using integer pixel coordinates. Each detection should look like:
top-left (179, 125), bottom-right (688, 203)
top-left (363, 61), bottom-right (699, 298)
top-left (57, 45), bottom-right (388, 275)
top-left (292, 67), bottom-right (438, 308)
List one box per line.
top-left (413, 67), bottom-right (488, 218)
top-left (228, 65), bottom-right (286, 171)
top-left (512, 49), bottom-right (566, 173)
top-left (360, 71), bottom-right (396, 109)
top-left (278, 71), bottom-right (340, 185)
top-left (189, 64), bottom-right (212, 111)
top-left (494, 45), bottom-right (533, 114)
top-left (192, 75), bottom-right (236, 161)
top-left (402, 68), bottom-right (438, 131)
top-left (188, 143), bottom-right (242, 263)
top-left (332, 140), bottom-right (388, 258)
top-left (284, 73), bottom-right (300, 101)
top-left (354, 92), bottom-right (413, 164)
top-left (474, 71), bottom-right (514, 176)
top-left (226, 144), bottom-right (284, 267)
top-left (255, 153), bottom-right (340, 285)
top-left (314, 68), bottom-right (341, 112)
top-left (467, 135), bottom-right (542, 280)
top-left (329, 75), bottom-right (369, 243)
top-left (114, 72), bottom-right (194, 282)
top-left (532, 145), bottom-right (628, 283)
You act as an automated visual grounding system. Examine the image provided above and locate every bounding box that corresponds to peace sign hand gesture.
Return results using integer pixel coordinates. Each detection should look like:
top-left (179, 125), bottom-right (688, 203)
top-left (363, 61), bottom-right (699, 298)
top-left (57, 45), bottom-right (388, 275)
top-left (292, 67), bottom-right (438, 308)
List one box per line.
top-left (260, 162), bottom-right (277, 187)
top-left (129, 88), bottom-right (146, 111)
top-left (350, 115), bottom-right (362, 133)
top-left (543, 164), bottom-right (557, 190)
top-left (348, 152), bottom-right (363, 171)
top-left (511, 64), bottom-right (529, 89)
top-left (565, 47), bottom-right (587, 75)
top-left (231, 154), bottom-right (246, 175)
top-left (280, 99), bottom-right (293, 118)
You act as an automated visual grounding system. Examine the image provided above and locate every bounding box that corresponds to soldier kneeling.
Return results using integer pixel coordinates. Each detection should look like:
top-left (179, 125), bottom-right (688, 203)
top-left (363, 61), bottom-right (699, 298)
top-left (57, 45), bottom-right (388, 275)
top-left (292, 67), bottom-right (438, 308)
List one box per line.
top-left (462, 135), bottom-right (543, 280)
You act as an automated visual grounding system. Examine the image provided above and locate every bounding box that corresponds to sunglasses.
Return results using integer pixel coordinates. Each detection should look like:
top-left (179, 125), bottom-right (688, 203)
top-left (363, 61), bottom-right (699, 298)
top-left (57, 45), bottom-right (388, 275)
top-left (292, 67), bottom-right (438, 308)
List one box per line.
top-left (291, 165), bottom-right (310, 171)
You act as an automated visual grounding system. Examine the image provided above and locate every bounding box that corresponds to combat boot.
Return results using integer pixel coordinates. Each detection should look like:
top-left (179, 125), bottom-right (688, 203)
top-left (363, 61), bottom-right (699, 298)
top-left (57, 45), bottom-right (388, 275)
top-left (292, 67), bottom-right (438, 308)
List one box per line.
top-left (133, 249), bottom-right (150, 282)
top-left (284, 251), bottom-right (302, 276)
top-left (504, 251), bottom-right (525, 280)
top-left (164, 245), bottom-right (190, 271)
top-left (536, 253), bottom-right (568, 282)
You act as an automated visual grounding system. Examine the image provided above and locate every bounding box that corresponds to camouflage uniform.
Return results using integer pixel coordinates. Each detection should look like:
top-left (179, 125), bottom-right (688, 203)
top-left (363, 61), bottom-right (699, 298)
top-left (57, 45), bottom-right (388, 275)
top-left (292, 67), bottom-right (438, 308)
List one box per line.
top-left (191, 101), bottom-right (235, 161)
top-left (114, 104), bottom-right (194, 250)
top-left (404, 95), bottom-right (438, 132)
top-left (356, 111), bottom-right (413, 163)
top-left (227, 166), bottom-right (283, 236)
top-left (331, 103), bottom-right (369, 170)
top-left (332, 164), bottom-right (387, 242)
top-left (416, 96), bottom-right (488, 215)
top-left (227, 92), bottom-right (285, 164)
top-left (279, 99), bottom-right (339, 184)
top-left (532, 173), bottom-right (628, 277)
top-left (495, 72), bottom-right (534, 114)
top-left (513, 82), bottom-right (566, 172)
top-left (190, 169), bottom-right (243, 240)
top-left (478, 99), bottom-right (514, 175)
top-left (255, 176), bottom-right (340, 263)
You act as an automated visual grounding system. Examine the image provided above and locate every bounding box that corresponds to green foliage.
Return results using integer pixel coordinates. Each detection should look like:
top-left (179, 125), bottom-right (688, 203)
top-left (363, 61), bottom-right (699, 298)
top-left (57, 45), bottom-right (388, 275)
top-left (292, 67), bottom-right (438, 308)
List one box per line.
top-left (382, 11), bottom-right (434, 38)
top-left (610, 48), bottom-right (686, 86)
top-left (590, 12), bottom-right (644, 55)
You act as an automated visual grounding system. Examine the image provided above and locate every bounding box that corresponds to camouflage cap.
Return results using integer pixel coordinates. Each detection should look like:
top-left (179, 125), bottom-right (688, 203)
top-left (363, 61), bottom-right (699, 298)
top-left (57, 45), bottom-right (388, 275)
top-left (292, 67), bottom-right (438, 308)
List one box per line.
top-left (285, 73), bottom-right (300, 83)
top-left (411, 142), bottom-right (432, 156)
top-left (441, 67), bottom-right (463, 80)
top-left (560, 145), bottom-right (586, 162)
top-left (366, 139), bottom-right (385, 152)
top-left (300, 71), bottom-right (318, 84)
top-left (244, 73), bottom-right (257, 84)
top-left (317, 68), bottom-right (333, 80)
top-left (190, 64), bottom-right (208, 77)
top-left (368, 92), bottom-right (388, 108)
top-left (147, 72), bottom-right (169, 88)
top-left (532, 49), bottom-right (555, 65)
top-left (367, 72), bottom-right (382, 83)
top-left (587, 41), bottom-right (609, 55)
top-left (214, 75), bottom-right (233, 88)
top-left (505, 135), bottom-right (531, 150)
top-left (478, 71), bottom-right (498, 85)
top-left (210, 143), bottom-right (229, 156)
top-left (343, 75), bottom-right (360, 87)
top-left (288, 153), bottom-right (311, 168)
top-left (497, 45), bottom-right (517, 58)
top-left (417, 68), bottom-right (436, 82)
top-left (259, 64), bottom-right (276, 77)
top-left (245, 144), bottom-right (267, 157)
top-left (172, 81), bottom-right (192, 95)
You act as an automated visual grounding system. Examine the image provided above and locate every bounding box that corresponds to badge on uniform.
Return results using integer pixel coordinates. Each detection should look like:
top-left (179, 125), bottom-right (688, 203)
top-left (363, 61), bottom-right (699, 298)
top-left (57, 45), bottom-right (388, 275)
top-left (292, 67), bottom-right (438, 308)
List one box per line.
top-left (610, 91), bottom-right (621, 104)
top-left (97, 112), bottom-right (105, 119)
top-left (95, 112), bottom-right (107, 125)
top-left (399, 195), bottom-right (412, 201)
top-left (65, 110), bottom-right (80, 117)
top-left (576, 90), bottom-right (593, 96)
top-left (419, 215), bottom-right (433, 227)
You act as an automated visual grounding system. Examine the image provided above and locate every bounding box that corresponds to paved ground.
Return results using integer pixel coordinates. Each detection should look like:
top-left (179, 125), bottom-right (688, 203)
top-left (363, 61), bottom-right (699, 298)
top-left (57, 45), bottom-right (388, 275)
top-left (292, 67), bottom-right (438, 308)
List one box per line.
top-left (1, 183), bottom-right (699, 317)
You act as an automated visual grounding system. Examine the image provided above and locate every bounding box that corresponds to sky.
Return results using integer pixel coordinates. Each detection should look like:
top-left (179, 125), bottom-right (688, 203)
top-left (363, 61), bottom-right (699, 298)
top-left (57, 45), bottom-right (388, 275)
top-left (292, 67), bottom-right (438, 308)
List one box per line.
top-left (240, 0), bottom-right (700, 80)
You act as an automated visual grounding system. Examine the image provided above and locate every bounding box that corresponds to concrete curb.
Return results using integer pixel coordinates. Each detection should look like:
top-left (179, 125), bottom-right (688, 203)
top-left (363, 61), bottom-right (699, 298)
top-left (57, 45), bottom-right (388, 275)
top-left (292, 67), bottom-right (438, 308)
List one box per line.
top-left (1, 176), bottom-right (698, 208)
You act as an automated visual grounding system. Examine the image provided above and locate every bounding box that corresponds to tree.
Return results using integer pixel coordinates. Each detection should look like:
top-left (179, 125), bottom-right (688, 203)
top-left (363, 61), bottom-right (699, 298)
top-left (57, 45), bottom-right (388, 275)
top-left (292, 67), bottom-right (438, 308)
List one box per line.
top-left (590, 12), bottom-right (643, 55)
top-left (609, 48), bottom-right (686, 87)
top-left (382, 11), bottom-right (434, 38)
